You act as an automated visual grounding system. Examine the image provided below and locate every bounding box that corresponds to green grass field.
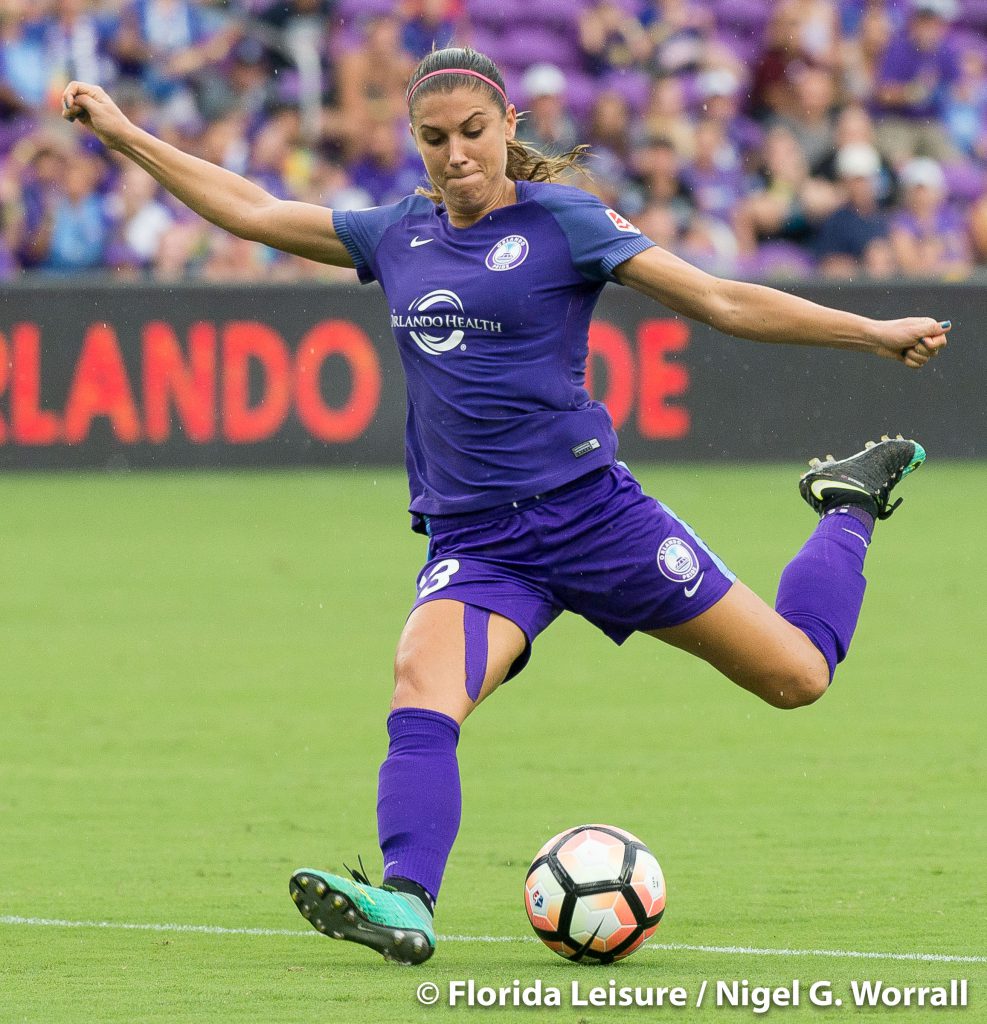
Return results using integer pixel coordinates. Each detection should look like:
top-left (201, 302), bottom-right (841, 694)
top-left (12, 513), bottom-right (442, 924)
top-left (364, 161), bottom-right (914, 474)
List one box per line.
top-left (1, 464), bottom-right (984, 1023)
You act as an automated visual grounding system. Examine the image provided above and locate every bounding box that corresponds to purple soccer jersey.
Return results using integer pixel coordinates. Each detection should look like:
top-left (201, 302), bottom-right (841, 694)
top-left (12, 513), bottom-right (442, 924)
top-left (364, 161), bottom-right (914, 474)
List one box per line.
top-left (332, 181), bottom-right (655, 519)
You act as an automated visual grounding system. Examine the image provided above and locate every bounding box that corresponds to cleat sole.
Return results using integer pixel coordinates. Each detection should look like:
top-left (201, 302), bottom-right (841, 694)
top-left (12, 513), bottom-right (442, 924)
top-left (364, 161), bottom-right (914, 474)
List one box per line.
top-left (288, 871), bottom-right (434, 966)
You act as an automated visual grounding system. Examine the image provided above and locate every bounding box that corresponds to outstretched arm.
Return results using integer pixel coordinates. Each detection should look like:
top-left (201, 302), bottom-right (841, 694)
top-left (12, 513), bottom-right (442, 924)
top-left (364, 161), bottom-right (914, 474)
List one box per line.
top-left (62, 81), bottom-right (354, 268)
top-left (615, 245), bottom-right (949, 369)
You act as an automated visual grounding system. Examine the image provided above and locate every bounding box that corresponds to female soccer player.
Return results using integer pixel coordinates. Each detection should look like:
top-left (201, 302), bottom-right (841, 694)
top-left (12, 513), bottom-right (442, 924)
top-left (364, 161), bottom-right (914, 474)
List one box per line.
top-left (64, 47), bottom-right (948, 966)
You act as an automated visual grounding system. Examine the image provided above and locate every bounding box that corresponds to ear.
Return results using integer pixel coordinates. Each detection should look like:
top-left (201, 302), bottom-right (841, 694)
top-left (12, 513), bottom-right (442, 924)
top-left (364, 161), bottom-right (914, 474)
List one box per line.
top-left (504, 104), bottom-right (517, 142)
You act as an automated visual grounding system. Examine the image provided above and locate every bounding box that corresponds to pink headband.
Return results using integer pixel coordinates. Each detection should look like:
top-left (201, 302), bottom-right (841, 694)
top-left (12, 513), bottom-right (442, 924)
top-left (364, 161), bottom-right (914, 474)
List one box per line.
top-left (406, 68), bottom-right (509, 108)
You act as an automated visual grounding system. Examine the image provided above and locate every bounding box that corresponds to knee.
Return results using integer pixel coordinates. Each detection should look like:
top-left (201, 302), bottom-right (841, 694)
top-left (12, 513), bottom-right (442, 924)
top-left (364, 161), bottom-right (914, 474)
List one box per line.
top-left (391, 650), bottom-right (431, 710)
top-left (760, 658), bottom-right (830, 710)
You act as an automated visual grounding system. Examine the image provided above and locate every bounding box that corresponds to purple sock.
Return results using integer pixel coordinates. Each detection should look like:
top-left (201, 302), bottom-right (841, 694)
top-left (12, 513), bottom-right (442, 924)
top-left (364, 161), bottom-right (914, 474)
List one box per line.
top-left (377, 707), bottom-right (461, 905)
top-left (775, 508), bottom-right (873, 680)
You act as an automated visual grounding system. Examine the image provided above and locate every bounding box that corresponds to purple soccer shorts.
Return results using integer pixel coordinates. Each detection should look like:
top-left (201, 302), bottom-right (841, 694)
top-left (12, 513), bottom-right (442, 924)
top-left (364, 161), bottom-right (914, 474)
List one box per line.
top-left (410, 463), bottom-right (736, 677)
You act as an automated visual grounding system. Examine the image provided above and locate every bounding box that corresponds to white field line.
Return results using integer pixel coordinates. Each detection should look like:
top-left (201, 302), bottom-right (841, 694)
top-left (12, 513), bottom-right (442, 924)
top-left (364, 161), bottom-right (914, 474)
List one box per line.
top-left (1, 915), bottom-right (984, 965)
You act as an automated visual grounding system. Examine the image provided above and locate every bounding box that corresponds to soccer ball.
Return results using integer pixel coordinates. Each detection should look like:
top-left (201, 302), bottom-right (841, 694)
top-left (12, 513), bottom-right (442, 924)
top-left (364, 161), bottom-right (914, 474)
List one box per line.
top-left (523, 824), bottom-right (665, 963)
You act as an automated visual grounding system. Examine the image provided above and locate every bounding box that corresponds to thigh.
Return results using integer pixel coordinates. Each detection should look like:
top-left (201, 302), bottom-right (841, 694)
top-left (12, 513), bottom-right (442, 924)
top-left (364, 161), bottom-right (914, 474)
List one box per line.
top-left (647, 580), bottom-right (828, 705)
top-left (393, 598), bottom-right (528, 724)
top-left (539, 465), bottom-right (736, 643)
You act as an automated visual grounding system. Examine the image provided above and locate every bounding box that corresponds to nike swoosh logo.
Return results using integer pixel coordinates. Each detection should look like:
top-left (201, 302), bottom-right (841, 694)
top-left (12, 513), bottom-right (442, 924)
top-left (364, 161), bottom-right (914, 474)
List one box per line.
top-left (684, 572), bottom-right (704, 598)
top-left (842, 528), bottom-right (870, 547)
top-left (410, 236), bottom-right (433, 247)
top-left (809, 479), bottom-right (869, 501)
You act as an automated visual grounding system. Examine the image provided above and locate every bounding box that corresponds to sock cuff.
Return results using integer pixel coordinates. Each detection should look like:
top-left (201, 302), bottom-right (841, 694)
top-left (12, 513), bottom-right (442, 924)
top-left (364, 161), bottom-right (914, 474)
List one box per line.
top-left (823, 504), bottom-right (875, 536)
top-left (386, 706), bottom-right (461, 745)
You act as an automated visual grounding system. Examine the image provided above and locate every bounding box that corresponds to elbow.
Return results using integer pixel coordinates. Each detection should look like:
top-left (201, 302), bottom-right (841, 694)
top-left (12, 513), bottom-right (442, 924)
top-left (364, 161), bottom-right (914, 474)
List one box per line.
top-left (701, 281), bottom-right (742, 335)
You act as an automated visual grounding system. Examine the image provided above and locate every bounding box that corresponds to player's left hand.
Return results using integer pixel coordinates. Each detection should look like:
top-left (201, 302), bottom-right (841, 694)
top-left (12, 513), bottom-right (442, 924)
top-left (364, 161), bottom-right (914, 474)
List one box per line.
top-left (874, 317), bottom-right (950, 369)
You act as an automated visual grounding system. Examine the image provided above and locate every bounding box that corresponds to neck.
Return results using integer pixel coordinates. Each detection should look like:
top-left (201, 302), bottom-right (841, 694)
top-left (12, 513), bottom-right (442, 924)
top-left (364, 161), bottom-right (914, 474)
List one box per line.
top-left (444, 178), bottom-right (517, 228)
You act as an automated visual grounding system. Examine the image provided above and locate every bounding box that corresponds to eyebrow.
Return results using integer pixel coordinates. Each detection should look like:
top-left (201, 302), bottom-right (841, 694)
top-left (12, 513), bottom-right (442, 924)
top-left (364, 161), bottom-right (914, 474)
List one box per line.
top-left (419, 109), bottom-right (489, 132)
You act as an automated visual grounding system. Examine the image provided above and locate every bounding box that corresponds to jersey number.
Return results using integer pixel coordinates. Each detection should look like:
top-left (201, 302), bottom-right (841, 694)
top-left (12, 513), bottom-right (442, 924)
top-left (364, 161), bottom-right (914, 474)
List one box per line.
top-left (417, 558), bottom-right (461, 597)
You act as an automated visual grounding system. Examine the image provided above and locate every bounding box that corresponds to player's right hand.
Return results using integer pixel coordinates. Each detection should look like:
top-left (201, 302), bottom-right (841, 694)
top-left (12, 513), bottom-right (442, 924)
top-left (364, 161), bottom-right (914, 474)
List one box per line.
top-left (61, 81), bottom-right (133, 151)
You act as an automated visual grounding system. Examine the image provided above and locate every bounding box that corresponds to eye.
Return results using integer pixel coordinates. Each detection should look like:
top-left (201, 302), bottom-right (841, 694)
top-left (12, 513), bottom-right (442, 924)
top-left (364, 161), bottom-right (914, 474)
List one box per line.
top-left (422, 134), bottom-right (444, 147)
top-left (464, 128), bottom-right (483, 139)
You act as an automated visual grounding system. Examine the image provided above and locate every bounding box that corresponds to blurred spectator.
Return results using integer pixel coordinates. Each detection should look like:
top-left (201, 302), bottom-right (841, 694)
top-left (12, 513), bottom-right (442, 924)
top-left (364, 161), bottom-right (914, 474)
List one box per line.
top-left (20, 139), bottom-right (110, 272)
top-left (944, 46), bottom-right (987, 162)
top-left (638, 0), bottom-right (714, 77)
top-left (349, 117), bottom-right (423, 205)
top-left (104, 161), bottom-right (175, 275)
top-left (873, 0), bottom-right (962, 163)
top-left (333, 15), bottom-right (415, 158)
top-left (678, 213), bottom-right (740, 274)
top-left (771, 63), bottom-right (836, 168)
top-left (401, 0), bottom-right (457, 59)
top-left (224, 38), bottom-right (279, 129)
top-left (628, 134), bottom-right (693, 229)
top-left (814, 141), bottom-right (893, 277)
top-left (0, 0), bottom-right (51, 117)
top-left (967, 192), bottom-right (987, 263)
top-left (888, 156), bottom-right (971, 277)
top-left (197, 109), bottom-right (250, 175)
top-left (579, 1), bottom-right (651, 79)
top-left (733, 125), bottom-right (828, 256)
top-left (41, 0), bottom-right (120, 106)
top-left (639, 75), bottom-right (694, 158)
top-left (306, 156), bottom-right (372, 210)
top-left (111, 0), bottom-right (237, 108)
top-left (631, 201), bottom-right (680, 249)
top-left (516, 64), bottom-right (579, 157)
top-left (811, 102), bottom-right (896, 206)
top-left (586, 90), bottom-right (634, 166)
top-left (246, 109), bottom-right (298, 198)
top-left (695, 68), bottom-right (763, 165)
top-left (0, 147), bottom-right (24, 276)
top-left (679, 117), bottom-right (746, 224)
top-left (783, 0), bottom-right (840, 67)
top-left (838, 0), bottom-right (892, 103)
top-left (200, 228), bottom-right (272, 280)
top-left (749, 2), bottom-right (823, 121)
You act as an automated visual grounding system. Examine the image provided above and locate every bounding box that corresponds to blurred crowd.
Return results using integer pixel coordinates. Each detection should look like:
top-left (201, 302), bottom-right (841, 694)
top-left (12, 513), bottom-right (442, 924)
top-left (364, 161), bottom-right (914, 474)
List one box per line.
top-left (2, 0), bottom-right (987, 281)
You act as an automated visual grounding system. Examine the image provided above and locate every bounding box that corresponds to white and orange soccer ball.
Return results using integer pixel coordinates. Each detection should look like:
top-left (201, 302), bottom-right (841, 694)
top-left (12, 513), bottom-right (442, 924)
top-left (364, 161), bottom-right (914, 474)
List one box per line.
top-left (523, 824), bottom-right (665, 963)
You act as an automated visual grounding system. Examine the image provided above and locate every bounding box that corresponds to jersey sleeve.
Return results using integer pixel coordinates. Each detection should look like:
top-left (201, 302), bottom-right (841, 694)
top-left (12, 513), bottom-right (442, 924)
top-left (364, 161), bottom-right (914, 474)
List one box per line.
top-left (332, 196), bottom-right (429, 284)
top-left (529, 184), bottom-right (656, 283)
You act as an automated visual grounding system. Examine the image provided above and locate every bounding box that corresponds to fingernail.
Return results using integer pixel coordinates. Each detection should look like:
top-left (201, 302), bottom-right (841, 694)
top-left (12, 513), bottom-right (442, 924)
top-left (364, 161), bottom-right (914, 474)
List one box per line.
top-left (940, 320), bottom-right (951, 329)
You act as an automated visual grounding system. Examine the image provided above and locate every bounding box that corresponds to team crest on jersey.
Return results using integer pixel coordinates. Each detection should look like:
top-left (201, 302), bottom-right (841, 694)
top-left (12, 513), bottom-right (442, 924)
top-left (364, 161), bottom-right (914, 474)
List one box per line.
top-left (606, 208), bottom-right (640, 234)
top-left (657, 537), bottom-right (700, 582)
top-left (485, 234), bottom-right (529, 271)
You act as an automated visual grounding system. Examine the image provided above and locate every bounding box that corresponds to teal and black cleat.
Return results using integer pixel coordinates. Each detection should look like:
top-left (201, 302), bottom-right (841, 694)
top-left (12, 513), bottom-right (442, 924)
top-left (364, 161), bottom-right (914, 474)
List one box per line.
top-left (799, 435), bottom-right (926, 521)
top-left (289, 868), bottom-right (435, 965)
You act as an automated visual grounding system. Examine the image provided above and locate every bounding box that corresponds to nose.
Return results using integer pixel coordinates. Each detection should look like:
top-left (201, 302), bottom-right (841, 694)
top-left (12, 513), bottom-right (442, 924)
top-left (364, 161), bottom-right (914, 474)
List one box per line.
top-left (447, 134), bottom-right (468, 167)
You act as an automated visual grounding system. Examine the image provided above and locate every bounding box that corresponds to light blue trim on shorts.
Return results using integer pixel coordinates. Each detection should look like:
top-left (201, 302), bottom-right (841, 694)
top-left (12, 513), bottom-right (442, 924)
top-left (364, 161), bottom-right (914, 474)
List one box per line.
top-left (656, 499), bottom-right (736, 583)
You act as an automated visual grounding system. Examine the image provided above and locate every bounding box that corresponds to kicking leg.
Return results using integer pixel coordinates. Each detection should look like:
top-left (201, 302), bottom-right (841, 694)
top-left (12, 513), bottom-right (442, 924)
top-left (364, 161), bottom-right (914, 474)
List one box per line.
top-left (649, 580), bottom-right (830, 709)
top-left (649, 436), bottom-right (925, 708)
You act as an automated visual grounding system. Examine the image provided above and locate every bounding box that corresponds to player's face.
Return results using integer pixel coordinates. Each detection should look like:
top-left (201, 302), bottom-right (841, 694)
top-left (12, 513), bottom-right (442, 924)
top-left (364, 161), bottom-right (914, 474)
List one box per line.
top-left (411, 86), bottom-right (517, 223)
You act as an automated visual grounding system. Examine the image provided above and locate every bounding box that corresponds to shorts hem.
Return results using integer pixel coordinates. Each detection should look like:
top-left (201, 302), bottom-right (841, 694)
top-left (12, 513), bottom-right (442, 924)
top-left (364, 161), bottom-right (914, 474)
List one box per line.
top-left (410, 590), bottom-right (555, 680)
top-left (600, 575), bottom-right (737, 644)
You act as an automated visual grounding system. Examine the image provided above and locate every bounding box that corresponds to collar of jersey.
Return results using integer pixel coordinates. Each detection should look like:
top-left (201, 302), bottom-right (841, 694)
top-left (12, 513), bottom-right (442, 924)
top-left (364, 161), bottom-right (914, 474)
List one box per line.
top-left (436, 180), bottom-right (527, 232)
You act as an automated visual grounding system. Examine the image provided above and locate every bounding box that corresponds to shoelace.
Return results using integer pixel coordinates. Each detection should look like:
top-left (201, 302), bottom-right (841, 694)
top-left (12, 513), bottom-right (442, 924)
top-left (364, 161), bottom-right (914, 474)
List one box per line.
top-left (343, 854), bottom-right (376, 888)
